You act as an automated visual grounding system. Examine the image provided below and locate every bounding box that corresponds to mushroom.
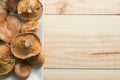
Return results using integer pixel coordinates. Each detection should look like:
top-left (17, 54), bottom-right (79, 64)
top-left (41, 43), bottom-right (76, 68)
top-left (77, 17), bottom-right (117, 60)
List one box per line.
top-left (21, 21), bottom-right (40, 32)
top-left (0, 15), bottom-right (21, 43)
top-left (27, 51), bottom-right (45, 66)
top-left (0, 42), bottom-right (15, 76)
top-left (15, 61), bottom-right (31, 78)
top-left (0, 0), bottom-right (7, 9)
top-left (0, 8), bottom-right (8, 24)
top-left (6, 0), bottom-right (19, 12)
top-left (11, 32), bottom-right (42, 59)
top-left (17, 0), bottom-right (43, 20)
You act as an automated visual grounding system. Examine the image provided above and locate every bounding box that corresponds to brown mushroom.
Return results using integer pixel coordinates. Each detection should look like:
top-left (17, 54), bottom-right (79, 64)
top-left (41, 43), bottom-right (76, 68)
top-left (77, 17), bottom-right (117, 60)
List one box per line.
top-left (27, 51), bottom-right (45, 66)
top-left (0, 0), bottom-right (7, 9)
top-left (18, 0), bottom-right (43, 20)
top-left (21, 21), bottom-right (40, 33)
top-left (6, 0), bottom-right (19, 12)
top-left (11, 32), bottom-right (42, 59)
top-left (0, 8), bottom-right (8, 24)
top-left (15, 61), bottom-right (31, 78)
top-left (0, 15), bottom-right (21, 43)
top-left (0, 42), bottom-right (15, 76)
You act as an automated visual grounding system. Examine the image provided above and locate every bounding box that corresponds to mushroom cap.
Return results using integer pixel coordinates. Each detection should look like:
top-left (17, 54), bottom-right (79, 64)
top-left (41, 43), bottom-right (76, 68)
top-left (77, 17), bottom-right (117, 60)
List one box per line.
top-left (0, 43), bottom-right (15, 76)
top-left (0, 0), bottom-right (7, 9)
top-left (11, 32), bottom-right (42, 59)
top-left (6, 0), bottom-right (19, 12)
top-left (15, 61), bottom-right (31, 78)
top-left (21, 21), bottom-right (40, 33)
top-left (27, 51), bottom-right (45, 66)
top-left (0, 8), bottom-right (8, 24)
top-left (18, 0), bottom-right (43, 20)
top-left (0, 15), bottom-right (21, 43)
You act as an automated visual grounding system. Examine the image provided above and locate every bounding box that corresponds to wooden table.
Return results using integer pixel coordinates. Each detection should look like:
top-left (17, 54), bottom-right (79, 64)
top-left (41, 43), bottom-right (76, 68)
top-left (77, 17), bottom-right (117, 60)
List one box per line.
top-left (44, 0), bottom-right (120, 80)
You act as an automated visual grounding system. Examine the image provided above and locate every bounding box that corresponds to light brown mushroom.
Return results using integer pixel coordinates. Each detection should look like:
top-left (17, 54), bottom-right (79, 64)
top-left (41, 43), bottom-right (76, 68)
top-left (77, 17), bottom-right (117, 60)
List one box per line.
top-left (27, 51), bottom-right (45, 66)
top-left (11, 32), bottom-right (42, 59)
top-left (15, 61), bottom-right (31, 78)
top-left (0, 0), bottom-right (7, 9)
top-left (0, 8), bottom-right (8, 24)
top-left (0, 42), bottom-right (15, 76)
top-left (18, 0), bottom-right (43, 20)
top-left (0, 15), bottom-right (21, 43)
top-left (21, 21), bottom-right (40, 32)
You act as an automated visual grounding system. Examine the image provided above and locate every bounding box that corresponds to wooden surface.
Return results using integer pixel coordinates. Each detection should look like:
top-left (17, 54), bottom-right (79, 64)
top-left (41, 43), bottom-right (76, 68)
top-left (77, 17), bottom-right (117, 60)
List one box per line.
top-left (46, 0), bottom-right (120, 14)
top-left (44, 69), bottom-right (120, 80)
top-left (44, 0), bottom-right (120, 80)
top-left (44, 15), bottom-right (120, 68)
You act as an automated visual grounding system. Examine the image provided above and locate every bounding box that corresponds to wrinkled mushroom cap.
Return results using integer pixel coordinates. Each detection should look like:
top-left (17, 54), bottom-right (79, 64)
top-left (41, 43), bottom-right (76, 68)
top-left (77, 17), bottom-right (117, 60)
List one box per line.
top-left (27, 51), bottom-right (45, 66)
top-left (11, 32), bottom-right (42, 59)
top-left (0, 43), bottom-right (15, 76)
top-left (18, 0), bottom-right (43, 20)
top-left (0, 15), bottom-right (21, 43)
top-left (21, 21), bottom-right (40, 33)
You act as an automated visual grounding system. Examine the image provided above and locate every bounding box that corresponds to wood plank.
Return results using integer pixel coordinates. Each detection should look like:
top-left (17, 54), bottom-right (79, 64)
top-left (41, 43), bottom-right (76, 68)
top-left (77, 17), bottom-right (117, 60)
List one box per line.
top-left (44, 69), bottom-right (120, 80)
top-left (44, 15), bottom-right (120, 68)
top-left (46, 0), bottom-right (120, 14)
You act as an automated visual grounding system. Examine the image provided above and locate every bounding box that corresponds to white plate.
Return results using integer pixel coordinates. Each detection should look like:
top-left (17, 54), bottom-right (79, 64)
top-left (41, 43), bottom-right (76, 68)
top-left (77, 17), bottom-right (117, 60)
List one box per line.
top-left (0, 0), bottom-right (44, 80)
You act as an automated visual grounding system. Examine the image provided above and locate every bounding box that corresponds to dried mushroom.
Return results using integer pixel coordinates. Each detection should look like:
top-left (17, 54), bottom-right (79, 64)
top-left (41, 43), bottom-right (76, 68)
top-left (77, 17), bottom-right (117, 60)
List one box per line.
top-left (6, 0), bottom-right (19, 12)
top-left (18, 0), bottom-right (43, 20)
top-left (0, 15), bottom-right (21, 43)
top-left (0, 8), bottom-right (8, 24)
top-left (11, 32), bottom-right (42, 59)
top-left (0, 0), bottom-right (44, 78)
top-left (27, 51), bottom-right (45, 66)
top-left (0, 43), bottom-right (15, 76)
top-left (15, 61), bottom-right (31, 78)
top-left (0, 0), bottom-right (7, 9)
top-left (21, 21), bottom-right (40, 32)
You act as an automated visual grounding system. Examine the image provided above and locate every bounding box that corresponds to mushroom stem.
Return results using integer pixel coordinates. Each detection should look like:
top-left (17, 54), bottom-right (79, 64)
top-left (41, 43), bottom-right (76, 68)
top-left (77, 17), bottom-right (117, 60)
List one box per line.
top-left (24, 41), bottom-right (31, 48)
top-left (26, 6), bottom-right (34, 13)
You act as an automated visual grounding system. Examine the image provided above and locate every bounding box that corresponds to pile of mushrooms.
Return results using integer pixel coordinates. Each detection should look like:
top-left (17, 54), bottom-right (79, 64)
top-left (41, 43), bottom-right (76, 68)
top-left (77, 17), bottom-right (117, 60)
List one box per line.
top-left (0, 0), bottom-right (45, 79)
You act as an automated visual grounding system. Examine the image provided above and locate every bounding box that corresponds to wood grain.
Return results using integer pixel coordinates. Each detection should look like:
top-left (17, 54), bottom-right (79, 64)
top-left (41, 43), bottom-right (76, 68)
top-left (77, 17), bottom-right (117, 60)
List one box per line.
top-left (44, 15), bottom-right (120, 68)
top-left (44, 69), bottom-right (120, 80)
top-left (46, 0), bottom-right (120, 14)
top-left (44, 0), bottom-right (120, 79)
